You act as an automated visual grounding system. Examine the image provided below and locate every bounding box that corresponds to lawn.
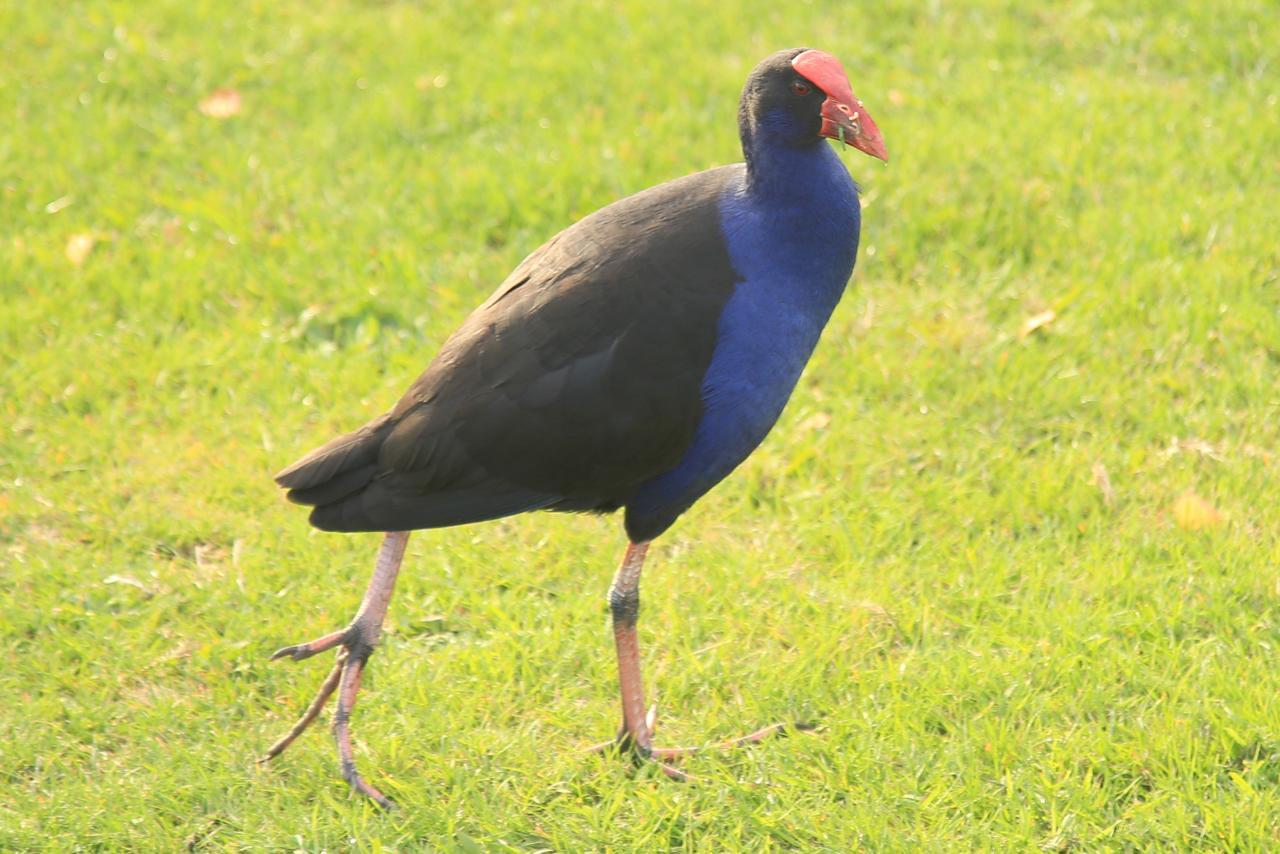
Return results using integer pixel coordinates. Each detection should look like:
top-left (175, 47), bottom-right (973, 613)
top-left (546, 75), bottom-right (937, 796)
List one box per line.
top-left (3, 0), bottom-right (1279, 848)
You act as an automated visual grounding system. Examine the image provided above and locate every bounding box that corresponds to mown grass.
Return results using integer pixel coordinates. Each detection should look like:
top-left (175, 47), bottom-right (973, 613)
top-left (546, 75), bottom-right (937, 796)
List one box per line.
top-left (3, 0), bottom-right (1279, 849)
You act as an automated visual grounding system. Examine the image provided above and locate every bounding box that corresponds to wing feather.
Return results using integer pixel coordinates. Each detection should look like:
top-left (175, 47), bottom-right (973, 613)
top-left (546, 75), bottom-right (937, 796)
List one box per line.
top-left (278, 165), bottom-right (744, 532)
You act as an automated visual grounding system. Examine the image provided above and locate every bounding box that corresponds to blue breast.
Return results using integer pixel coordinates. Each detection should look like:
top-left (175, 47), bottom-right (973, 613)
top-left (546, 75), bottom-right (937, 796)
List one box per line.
top-left (625, 140), bottom-right (861, 540)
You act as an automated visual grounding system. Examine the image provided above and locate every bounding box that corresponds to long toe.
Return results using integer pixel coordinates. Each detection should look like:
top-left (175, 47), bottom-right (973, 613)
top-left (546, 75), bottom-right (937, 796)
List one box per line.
top-left (595, 719), bottom-right (817, 774)
top-left (268, 628), bottom-right (349, 662)
top-left (341, 760), bottom-right (395, 810)
top-left (648, 720), bottom-right (818, 760)
top-left (259, 657), bottom-right (346, 762)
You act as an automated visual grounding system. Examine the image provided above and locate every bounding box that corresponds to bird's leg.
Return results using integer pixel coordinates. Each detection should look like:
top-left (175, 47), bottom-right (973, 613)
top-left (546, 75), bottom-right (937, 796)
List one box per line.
top-left (604, 541), bottom-right (686, 779)
top-left (593, 540), bottom-right (815, 776)
top-left (609, 541), bottom-right (649, 752)
top-left (259, 530), bottom-right (410, 809)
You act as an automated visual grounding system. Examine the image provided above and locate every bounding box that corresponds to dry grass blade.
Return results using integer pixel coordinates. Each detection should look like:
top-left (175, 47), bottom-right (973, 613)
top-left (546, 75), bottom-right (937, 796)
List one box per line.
top-left (1090, 461), bottom-right (1114, 507)
top-left (1018, 309), bottom-right (1056, 339)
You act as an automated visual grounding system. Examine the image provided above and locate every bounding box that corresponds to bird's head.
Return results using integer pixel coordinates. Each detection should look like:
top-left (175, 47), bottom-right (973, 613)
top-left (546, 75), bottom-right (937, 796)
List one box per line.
top-left (740, 48), bottom-right (887, 162)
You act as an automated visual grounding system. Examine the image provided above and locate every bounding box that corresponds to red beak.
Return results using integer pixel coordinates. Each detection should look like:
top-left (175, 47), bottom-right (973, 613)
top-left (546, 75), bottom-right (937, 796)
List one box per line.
top-left (820, 97), bottom-right (888, 161)
top-left (792, 50), bottom-right (888, 162)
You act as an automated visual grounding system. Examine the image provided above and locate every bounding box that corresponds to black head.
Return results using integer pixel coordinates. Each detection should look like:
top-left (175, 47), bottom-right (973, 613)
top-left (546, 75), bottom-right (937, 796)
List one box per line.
top-left (738, 48), bottom-right (887, 160)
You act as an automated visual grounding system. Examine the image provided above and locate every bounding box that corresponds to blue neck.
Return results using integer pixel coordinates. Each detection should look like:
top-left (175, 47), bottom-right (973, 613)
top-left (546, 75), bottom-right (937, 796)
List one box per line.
top-left (735, 134), bottom-right (861, 308)
top-left (742, 109), bottom-right (859, 218)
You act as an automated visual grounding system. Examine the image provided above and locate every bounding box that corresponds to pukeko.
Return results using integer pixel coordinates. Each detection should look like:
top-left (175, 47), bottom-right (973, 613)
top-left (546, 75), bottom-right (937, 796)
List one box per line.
top-left (261, 47), bottom-right (886, 807)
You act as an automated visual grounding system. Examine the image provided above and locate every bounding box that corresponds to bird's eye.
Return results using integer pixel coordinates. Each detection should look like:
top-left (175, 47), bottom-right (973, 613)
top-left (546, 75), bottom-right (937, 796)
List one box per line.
top-left (791, 79), bottom-right (811, 96)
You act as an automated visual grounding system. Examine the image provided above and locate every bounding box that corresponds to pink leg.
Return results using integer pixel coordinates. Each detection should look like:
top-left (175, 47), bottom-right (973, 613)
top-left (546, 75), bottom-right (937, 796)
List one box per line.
top-left (610, 543), bottom-right (651, 750)
top-left (260, 531), bottom-right (410, 808)
top-left (596, 541), bottom-right (812, 777)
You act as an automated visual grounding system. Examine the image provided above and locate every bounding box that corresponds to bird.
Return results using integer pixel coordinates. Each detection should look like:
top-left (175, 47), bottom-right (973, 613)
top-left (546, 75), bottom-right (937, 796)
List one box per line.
top-left (260, 47), bottom-right (886, 808)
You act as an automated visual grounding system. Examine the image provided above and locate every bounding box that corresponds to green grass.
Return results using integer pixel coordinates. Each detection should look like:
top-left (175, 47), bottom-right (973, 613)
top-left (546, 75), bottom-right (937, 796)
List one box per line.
top-left (3, 0), bottom-right (1279, 848)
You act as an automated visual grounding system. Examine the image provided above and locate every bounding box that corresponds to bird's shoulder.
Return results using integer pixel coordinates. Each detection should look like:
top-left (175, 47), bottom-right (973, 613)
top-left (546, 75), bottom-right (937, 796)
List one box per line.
top-left (481, 163), bottom-right (745, 312)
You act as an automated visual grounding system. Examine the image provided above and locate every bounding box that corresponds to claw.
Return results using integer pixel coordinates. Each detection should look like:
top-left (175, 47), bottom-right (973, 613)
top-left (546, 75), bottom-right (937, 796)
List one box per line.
top-left (269, 645), bottom-right (307, 662)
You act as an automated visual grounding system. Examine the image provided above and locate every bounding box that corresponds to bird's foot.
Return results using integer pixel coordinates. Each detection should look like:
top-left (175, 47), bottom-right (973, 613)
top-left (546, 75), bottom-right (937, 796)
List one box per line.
top-left (586, 704), bottom-right (816, 780)
top-left (259, 623), bottom-right (395, 809)
top-left (585, 703), bottom-right (688, 780)
top-left (258, 622), bottom-right (369, 762)
top-left (258, 532), bottom-right (407, 809)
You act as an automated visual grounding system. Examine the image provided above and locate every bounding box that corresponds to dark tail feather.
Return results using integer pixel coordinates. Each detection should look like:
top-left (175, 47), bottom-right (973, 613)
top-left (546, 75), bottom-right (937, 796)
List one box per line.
top-left (285, 464), bottom-right (378, 507)
top-left (307, 479), bottom-right (560, 533)
top-left (275, 414), bottom-right (394, 507)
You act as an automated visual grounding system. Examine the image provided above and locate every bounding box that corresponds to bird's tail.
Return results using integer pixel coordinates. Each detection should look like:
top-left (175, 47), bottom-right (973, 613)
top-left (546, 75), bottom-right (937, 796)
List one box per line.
top-left (274, 414), bottom-right (394, 509)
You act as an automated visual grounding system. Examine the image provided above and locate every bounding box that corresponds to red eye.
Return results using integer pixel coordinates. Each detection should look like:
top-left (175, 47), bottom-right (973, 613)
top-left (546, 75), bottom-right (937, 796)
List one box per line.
top-left (791, 79), bottom-right (811, 95)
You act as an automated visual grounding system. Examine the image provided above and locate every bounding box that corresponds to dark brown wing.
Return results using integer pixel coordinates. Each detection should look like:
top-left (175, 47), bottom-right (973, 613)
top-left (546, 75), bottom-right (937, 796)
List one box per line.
top-left (276, 165), bottom-right (744, 532)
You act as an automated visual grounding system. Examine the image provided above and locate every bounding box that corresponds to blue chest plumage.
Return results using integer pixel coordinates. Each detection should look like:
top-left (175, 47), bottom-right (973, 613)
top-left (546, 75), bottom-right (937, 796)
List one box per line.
top-left (626, 141), bottom-right (860, 538)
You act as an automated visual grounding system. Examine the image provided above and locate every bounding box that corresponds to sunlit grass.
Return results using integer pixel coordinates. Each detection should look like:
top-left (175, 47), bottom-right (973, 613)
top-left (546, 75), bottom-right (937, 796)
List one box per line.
top-left (3, 0), bottom-right (1279, 848)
